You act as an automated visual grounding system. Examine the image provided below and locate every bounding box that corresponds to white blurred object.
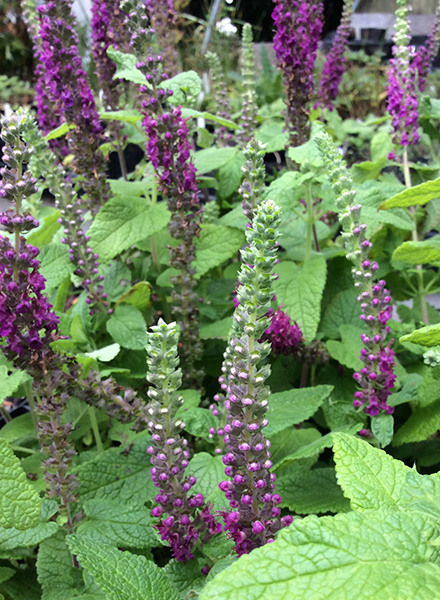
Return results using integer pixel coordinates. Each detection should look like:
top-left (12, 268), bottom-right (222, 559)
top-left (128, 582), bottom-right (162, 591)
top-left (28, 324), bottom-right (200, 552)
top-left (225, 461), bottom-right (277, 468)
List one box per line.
top-left (216, 17), bottom-right (237, 37)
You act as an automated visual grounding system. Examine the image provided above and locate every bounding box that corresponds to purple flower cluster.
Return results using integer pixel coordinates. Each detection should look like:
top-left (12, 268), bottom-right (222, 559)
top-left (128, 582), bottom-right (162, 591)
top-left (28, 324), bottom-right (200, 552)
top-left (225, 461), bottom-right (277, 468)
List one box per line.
top-left (413, 9), bottom-right (440, 93)
top-left (37, 0), bottom-right (110, 210)
top-left (145, 0), bottom-right (180, 77)
top-left (318, 0), bottom-right (353, 109)
top-left (91, 0), bottom-right (130, 111)
top-left (263, 307), bottom-right (303, 356)
top-left (123, 1), bottom-right (203, 386)
top-left (146, 320), bottom-right (221, 562)
top-left (272, 0), bottom-right (323, 146)
top-left (387, 0), bottom-right (420, 148)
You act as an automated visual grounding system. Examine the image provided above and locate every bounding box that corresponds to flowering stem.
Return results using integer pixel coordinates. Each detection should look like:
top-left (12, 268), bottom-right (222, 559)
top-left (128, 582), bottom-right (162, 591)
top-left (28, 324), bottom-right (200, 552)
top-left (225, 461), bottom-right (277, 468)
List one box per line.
top-left (403, 150), bottom-right (429, 325)
top-left (88, 406), bottom-right (104, 453)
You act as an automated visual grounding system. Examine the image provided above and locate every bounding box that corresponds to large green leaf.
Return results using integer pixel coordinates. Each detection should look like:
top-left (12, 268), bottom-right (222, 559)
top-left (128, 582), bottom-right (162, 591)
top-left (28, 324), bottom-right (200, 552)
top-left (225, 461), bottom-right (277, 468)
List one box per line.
top-left (200, 510), bottom-right (440, 600)
top-left (393, 397), bottom-right (440, 445)
top-left (333, 433), bottom-right (410, 510)
top-left (164, 71), bottom-right (202, 105)
top-left (0, 366), bottom-right (30, 406)
top-left (77, 438), bottom-right (155, 504)
top-left (194, 225), bottom-right (245, 278)
top-left (379, 177), bottom-right (440, 209)
top-left (265, 386), bottom-right (333, 437)
top-left (393, 239), bottom-right (440, 264)
top-left (273, 256), bottom-right (327, 343)
top-left (193, 147), bottom-right (238, 175)
top-left (68, 535), bottom-right (181, 600)
top-left (186, 453), bottom-right (225, 511)
top-left (276, 467), bottom-right (350, 514)
top-left (107, 48), bottom-right (145, 84)
top-left (0, 501), bottom-right (58, 553)
top-left (0, 439), bottom-right (41, 530)
top-left (320, 288), bottom-right (362, 339)
top-left (26, 210), bottom-right (61, 247)
top-left (106, 304), bottom-right (148, 350)
top-left (77, 500), bottom-right (158, 549)
top-left (400, 323), bottom-right (440, 347)
top-left (39, 244), bottom-right (74, 291)
top-left (325, 324), bottom-right (364, 371)
top-left (36, 530), bottom-right (79, 600)
top-left (88, 197), bottom-right (170, 262)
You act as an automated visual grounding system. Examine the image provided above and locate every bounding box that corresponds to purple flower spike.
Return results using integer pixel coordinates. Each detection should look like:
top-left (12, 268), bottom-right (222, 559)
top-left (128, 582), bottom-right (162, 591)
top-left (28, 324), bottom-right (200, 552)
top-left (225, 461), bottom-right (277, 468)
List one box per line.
top-left (272, 0), bottom-right (323, 146)
top-left (262, 307), bottom-right (304, 356)
top-left (413, 6), bottom-right (440, 93)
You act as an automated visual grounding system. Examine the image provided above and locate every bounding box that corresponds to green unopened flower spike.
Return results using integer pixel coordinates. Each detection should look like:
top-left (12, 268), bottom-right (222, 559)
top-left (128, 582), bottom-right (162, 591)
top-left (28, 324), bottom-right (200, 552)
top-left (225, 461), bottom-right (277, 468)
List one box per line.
top-left (206, 51), bottom-right (233, 147)
top-left (316, 132), bottom-right (396, 418)
top-left (146, 319), bottom-right (221, 563)
top-left (238, 24), bottom-right (258, 146)
top-left (239, 139), bottom-right (267, 222)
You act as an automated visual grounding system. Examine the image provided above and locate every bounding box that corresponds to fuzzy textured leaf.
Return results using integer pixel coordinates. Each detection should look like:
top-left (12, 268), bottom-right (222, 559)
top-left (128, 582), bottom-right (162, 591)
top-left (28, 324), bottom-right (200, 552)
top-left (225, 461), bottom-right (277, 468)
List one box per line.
top-left (199, 510), bottom-right (440, 600)
top-left (88, 198), bottom-right (170, 262)
top-left (379, 176), bottom-right (440, 209)
top-left (77, 438), bottom-right (155, 504)
top-left (37, 530), bottom-right (80, 600)
top-left (106, 304), bottom-right (148, 350)
top-left (186, 453), bottom-right (225, 511)
top-left (273, 256), bottom-right (327, 343)
top-left (333, 432), bottom-right (410, 510)
top-left (400, 323), bottom-right (440, 347)
top-left (39, 244), bottom-right (74, 291)
top-left (0, 367), bottom-right (30, 406)
top-left (393, 397), bottom-right (440, 445)
top-left (393, 240), bottom-right (440, 264)
top-left (0, 439), bottom-right (41, 530)
top-left (265, 386), bottom-right (333, 437)
top-left (325, 324), bottom-right (364, 371)
top-left (77, 500), bottom-right (158, 549)
top-left (68, 535), bottom-right (181, 600)
top-left (194, 225), bottom-right (245, 278)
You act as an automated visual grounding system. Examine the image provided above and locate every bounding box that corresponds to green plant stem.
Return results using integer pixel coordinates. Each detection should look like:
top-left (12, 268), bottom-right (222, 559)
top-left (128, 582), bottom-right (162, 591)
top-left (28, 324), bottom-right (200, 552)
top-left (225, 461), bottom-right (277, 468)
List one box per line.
top-left (10, 445), bottom-right (36, 455)
top-left (24, 381), bottom-right (39, 431)
top-left (402, 151), bottom-right (429, 325)
top-left (0, 405), bottom-right (11, 423)
top-left (116, 133), bottom-right (128, 181)
top-left (305, 183), bottom-right (314, 261)
top-left (88, 406), bottom-right (104, 453)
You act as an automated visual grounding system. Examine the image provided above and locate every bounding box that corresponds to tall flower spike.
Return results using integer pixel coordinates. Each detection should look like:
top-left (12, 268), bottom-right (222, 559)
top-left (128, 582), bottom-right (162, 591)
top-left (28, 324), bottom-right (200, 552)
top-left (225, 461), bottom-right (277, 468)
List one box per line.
top-left (122, 1), bottom-right (204, 387)
top-left (37, 0), bottom-right (111, 211)
top-left (146, 320), bottom-right (221, 562)
top-left (238, 24), bottom-right (259, 146)
top-left (386, 0), bottom-right (419, 149)
top-left (145, 0), bottom-right (180, 77)
top-left (413, 2), bottom-right (440, 93)
top-left (21, 0), bottom-right (68, 158)
top-left (316, 132), bottom-right (396, 417)
top-left (219, 200), bottom-right (293, 556)
top-left (0, 113), bottom-right (79, 526)
top-left (272, 0), bottom-right (324, 147)
top-left (22, 113), bottom-right (110, 315)
top-left (318, 0), bottom-right (354, 109)
top-left (206, 52), bottom-right (233, 147)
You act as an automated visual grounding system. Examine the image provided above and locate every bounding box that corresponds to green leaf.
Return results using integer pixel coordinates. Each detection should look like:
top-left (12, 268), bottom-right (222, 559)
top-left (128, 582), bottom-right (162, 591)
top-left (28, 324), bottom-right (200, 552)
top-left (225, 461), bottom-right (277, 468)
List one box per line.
top-left (186, 453), bottom-right (225, 511)
top-left (0, 439), bottom-right (41, 530)
top-left (183, 408), bottom-right (217, 442)
top-left (77, 438), bottom-right (155, 504)
top-left (88, 197), bottom-right (170, 262)
top-left (26, 210), bottom-right (61, 247)
top-left (181, 108), bottom-right (239, 130)
top-left (379, 176), bottom-right (440, 209)
top-left (68, 535), bottom-right (181, 600)
top-left (217, 152), bottom-right (245, 199)
top-left (269, 428), bottom-right (322, 468)
top-left (115, 281), bottom-right (152, 312)
top-left (100, 109), bottom-right (142, 125)
top-left (194, 225), bottom-right (245, 278)
top-left (371, 412), bottom-right (394, 448)
top-left (200, 317), bottom-right (232, 340)
top-left (0, 568), bottom-right (42, 600)
top-left (37, 530), bottom-right (80, 600)
top-left (399, 470), bottom-right (440, 520)
top-left (39, 244), bottom-right (74, 291)
top-left (107, 47), bottom-right (146, 85)
top-left (177, 389), bottom-right (201, 413)
top-left (84, 343), bottom-right (121, 363)
top-left (193, 147), bottom-right (238, 175)
top-left (109, 179), bottom-right (152, 197)
top-left (0, 567), bottom-right (14, 584)
top-left (162, 559), bottom-right (206, 598)
top-left (370, 130), bottom-right (394, 163)
top-left (333, 432), bottom-right (410, 510)
top-left (393, 239), bottom-right (440, 264)
top-left (255, 121), bottom-right (288, 153)
top-left (199, 510), bottom-right (440, 600)
top-left (393, 397), bottom-right (440, 445)
top-left (163, 71), bottom-right (202, 105)
top-left (276, 467), bottom-right (350, 514)
top-left (325, 324), bottom-right (364, 371)
top-left (45, 122), bottom-right (74, 141)
top-left (320, 288), bottom-right (362, 339)
top-left (400, 323), bottom-right (440, 347)
top-left (265, 385), bottom-right (333, 437)
top-left (104, 261), bottom-right (131, 302)
top-left (0, 367), bottom-right (30, 406)
top-left (273, 256), bottom-right (327, 343)
top-left (0, 501), bottom-right (59, 552)
top-left (77, 500), bottom-right (158, 549)
top-left (106, 304), bottom-right (148, 350)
